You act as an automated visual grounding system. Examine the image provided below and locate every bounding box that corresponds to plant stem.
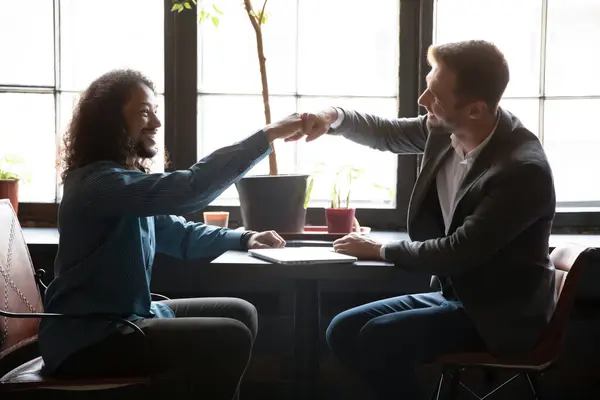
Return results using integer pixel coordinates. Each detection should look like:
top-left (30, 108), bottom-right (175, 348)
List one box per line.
top-left (243, 0), bottom-right (277, 176)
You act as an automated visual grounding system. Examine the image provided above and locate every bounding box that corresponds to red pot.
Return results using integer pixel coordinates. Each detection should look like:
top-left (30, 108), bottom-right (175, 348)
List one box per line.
top-left (325, 208), bottom-right (356, 234)
top-left (0, 179), bottom-right (19, 215)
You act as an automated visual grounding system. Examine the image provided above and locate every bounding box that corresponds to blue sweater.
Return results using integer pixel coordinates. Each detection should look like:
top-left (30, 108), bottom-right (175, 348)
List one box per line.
top-left (38, 130), bottom-right (270, 374)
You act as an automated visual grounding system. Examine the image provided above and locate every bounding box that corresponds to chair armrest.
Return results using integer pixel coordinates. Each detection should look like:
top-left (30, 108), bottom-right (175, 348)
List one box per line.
top-left (35, 269), bottom-right (48, 292)
top-left (0, 310), bottom-right (146, 337)
top-left (150, 293), bottom-right (170, 301)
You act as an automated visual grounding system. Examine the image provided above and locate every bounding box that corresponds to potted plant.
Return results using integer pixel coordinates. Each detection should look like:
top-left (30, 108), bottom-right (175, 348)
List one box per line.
top-left (0, 154), bottom-right (25, 215)
top-left (324, 165), bottom-right (362, 234)
top-left (303, 163), bottom-right (395, 235)
top-left (172, 0), bottom-right (309, 233)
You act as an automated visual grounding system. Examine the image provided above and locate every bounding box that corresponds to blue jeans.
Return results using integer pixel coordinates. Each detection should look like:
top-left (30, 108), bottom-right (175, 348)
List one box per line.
top-left (326, 292), bottom-right (486, 399)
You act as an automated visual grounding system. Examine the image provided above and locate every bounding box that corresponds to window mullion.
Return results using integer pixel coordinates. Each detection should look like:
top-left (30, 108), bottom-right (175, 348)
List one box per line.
top-left (538, 0), bottom-right (549, 145)
top-left (53, 0), bottom-right (62, 202)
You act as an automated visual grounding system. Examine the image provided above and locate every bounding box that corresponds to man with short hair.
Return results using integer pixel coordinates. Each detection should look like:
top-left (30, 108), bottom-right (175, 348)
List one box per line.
top-left (292, 40), bottom-right (557, 399)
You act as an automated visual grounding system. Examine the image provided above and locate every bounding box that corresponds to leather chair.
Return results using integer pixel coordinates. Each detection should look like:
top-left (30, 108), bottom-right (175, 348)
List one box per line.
top-left (0, 199), bottom-right (160, 393)
top-left (430, 242), bottom-right (598, 400)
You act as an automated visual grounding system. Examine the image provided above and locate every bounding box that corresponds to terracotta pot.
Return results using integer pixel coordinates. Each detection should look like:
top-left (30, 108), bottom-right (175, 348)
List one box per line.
top-left (325, 208), bottom-right (356, 234)
top-left (0, 179), bottom-right (19, 215)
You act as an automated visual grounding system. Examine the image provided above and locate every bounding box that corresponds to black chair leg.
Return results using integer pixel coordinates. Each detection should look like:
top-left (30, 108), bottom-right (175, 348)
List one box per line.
top-left (526, 373), bottom-right (542, 400)
top-left (430, 371), bottom-right (445, 400)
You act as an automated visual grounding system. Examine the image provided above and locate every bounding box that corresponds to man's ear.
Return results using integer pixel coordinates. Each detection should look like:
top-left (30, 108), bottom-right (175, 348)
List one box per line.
top-left (467, 101), bottom-right (487, 120)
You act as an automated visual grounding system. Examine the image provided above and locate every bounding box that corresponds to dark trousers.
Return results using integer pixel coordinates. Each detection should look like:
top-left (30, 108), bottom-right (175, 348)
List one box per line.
top-left (53, 298), bottom-right (258, 399)
top-left (326, 291), bottom-right (486, 400)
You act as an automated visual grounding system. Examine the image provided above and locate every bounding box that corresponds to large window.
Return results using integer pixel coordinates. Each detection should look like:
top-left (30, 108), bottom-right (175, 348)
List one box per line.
top-left (197, 0), bottom-right (400, 208)
top-left (434, 0), bottom-right (600, 207)
top-left (0, 0), bottom-right (165, 204)
top-left (5, 0), bottom-right (598, 229)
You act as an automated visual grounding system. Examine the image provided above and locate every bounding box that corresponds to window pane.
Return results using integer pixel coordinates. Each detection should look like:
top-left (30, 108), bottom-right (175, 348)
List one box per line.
top-left (434, 0), bottom-right (542, 97)
top-left (0, 93), bottom-right (56, 202)
top-left (197, 95), bottom-right (297, 204)
top-left (198, 1), bottom-right (297, 95)
top-left (60, 0), bottom-right (164, 92)
top-left (543, 99), bottom-right (600, 204)
top-left (298, 97), bottom-right (398, 207)
top-left (297, 0), bottom-right (399, 97)
top-left (499, 98), bottom-right (540, 136)
top-left (545, 0), bottom-right (600, 96)
top-left (57, 92), bottom-right (166, 182)
top-left (56, 92), bottom-right (81, 201)
top-left (0, 0), bottom-right (54, 86)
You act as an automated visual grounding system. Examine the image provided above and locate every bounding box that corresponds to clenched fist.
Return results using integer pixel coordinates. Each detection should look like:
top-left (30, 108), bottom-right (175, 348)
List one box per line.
top-left (285, 107), bottom-right (339, 143)
top-left (263, 113), bottom-right (305, 143)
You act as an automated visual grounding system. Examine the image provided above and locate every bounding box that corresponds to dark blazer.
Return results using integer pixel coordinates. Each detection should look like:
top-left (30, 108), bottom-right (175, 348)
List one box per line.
top-left (333, 107), bottom-right (557, 356)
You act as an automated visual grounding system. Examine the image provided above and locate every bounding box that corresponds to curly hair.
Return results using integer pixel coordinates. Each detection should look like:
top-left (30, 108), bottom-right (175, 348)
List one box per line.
top-left (59, 69), bottom-right (156, 181)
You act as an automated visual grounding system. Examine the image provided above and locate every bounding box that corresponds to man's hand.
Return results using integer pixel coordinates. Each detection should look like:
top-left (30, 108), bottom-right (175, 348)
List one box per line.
top-left (263, 113), bottom-right (305, 143)
top-left (247, 230), bottom-right (286, 249)
top-left (333, 233), bottom-right (383, 260)
top-left (285, 107), bottom-right (338, 143)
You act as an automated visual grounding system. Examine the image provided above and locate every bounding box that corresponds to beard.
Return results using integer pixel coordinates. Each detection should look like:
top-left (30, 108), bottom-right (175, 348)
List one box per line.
top-left (132, 136), bottom-right (158, 159)
top-left (426, 114), bottom-right (457, 135)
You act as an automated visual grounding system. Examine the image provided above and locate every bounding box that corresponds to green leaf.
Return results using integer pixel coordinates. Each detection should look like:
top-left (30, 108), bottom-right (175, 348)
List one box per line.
top-left (184, 2), bottom-right (192, 9)
top-left (212, 4), bottom-right (223, 15)
top-left (304, 176), bottom-right (314, 209)
top-left (211, 15), bottom-right (219, 27)
top-left (171, 3), bottom-right (184, 12)
top-left (260, 12), bottom-right (269, 24)
top-left (199, 9), bottom-right (208, 22)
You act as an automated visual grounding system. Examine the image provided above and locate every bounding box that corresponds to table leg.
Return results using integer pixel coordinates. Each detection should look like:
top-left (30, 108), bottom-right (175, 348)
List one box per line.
top-left (293, 279), bottom-right (320, 399)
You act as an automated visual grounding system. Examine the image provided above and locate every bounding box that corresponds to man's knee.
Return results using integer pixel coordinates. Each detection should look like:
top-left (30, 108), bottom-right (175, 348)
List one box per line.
top-left (212, 319), bottom-right (254, 374)
top-left (326, 309), bottom-right (363, 356)
top-left (226, 298), bottom-right (259, 341)
top-left (357, 315), bottom-right (430, 367)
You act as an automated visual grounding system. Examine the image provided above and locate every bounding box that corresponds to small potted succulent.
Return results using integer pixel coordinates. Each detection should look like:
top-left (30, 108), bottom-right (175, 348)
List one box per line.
top-left (0, 155), bottom-right (25, 215)
top-left (303, 163), bottom-right (394, 236)
top-left (324, 165), bottom-right (362, 234)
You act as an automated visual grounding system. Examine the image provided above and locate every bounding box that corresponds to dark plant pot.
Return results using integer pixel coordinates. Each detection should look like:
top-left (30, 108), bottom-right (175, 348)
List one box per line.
top-left (0, 179), bottom-right (19, 215)
top-left (236, 174), bottom-right (309, 233)
top-left (325, 208), bottom-right (356, 234)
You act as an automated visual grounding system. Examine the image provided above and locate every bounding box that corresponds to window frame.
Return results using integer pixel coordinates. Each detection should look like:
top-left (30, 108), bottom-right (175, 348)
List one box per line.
top-left (13, 0), bottom-right (600, 232)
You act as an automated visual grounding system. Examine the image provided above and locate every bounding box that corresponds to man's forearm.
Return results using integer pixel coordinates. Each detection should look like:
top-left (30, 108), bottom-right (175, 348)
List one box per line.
top-left (328, 108), bottom-right (428, 154)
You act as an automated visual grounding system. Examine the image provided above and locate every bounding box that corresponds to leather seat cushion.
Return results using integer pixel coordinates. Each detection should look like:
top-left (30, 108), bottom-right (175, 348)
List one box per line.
top-left (0, 357), bottom-right (148, 390)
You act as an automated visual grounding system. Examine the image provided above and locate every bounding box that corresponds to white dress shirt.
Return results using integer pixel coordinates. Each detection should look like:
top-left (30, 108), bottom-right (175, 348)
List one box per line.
top-left (436, 116), bottom-right (499, 234)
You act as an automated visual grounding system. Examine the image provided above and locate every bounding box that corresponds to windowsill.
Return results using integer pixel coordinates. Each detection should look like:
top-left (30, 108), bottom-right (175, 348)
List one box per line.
top-left (22, 227), bottom-right (600, 249)
top-left (16, 202), bottom-right (600, 232)
top-left (207, 199), bottom-right (396, 209)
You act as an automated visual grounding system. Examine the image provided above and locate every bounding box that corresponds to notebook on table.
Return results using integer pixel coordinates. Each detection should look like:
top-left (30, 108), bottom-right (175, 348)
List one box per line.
top-left (248, 247), bottom-right (357, 265)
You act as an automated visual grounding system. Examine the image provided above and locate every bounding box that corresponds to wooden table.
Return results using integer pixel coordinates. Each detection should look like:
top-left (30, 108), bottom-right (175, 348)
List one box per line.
top-left (212, 236), bottom-right (412, 400)
top-left (210, 231), bottom-right (600, 399)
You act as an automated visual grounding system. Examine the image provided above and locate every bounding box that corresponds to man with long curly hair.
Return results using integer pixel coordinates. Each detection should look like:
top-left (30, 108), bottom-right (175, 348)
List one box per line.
top-left (38, 69), bottom-right (305, 398)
